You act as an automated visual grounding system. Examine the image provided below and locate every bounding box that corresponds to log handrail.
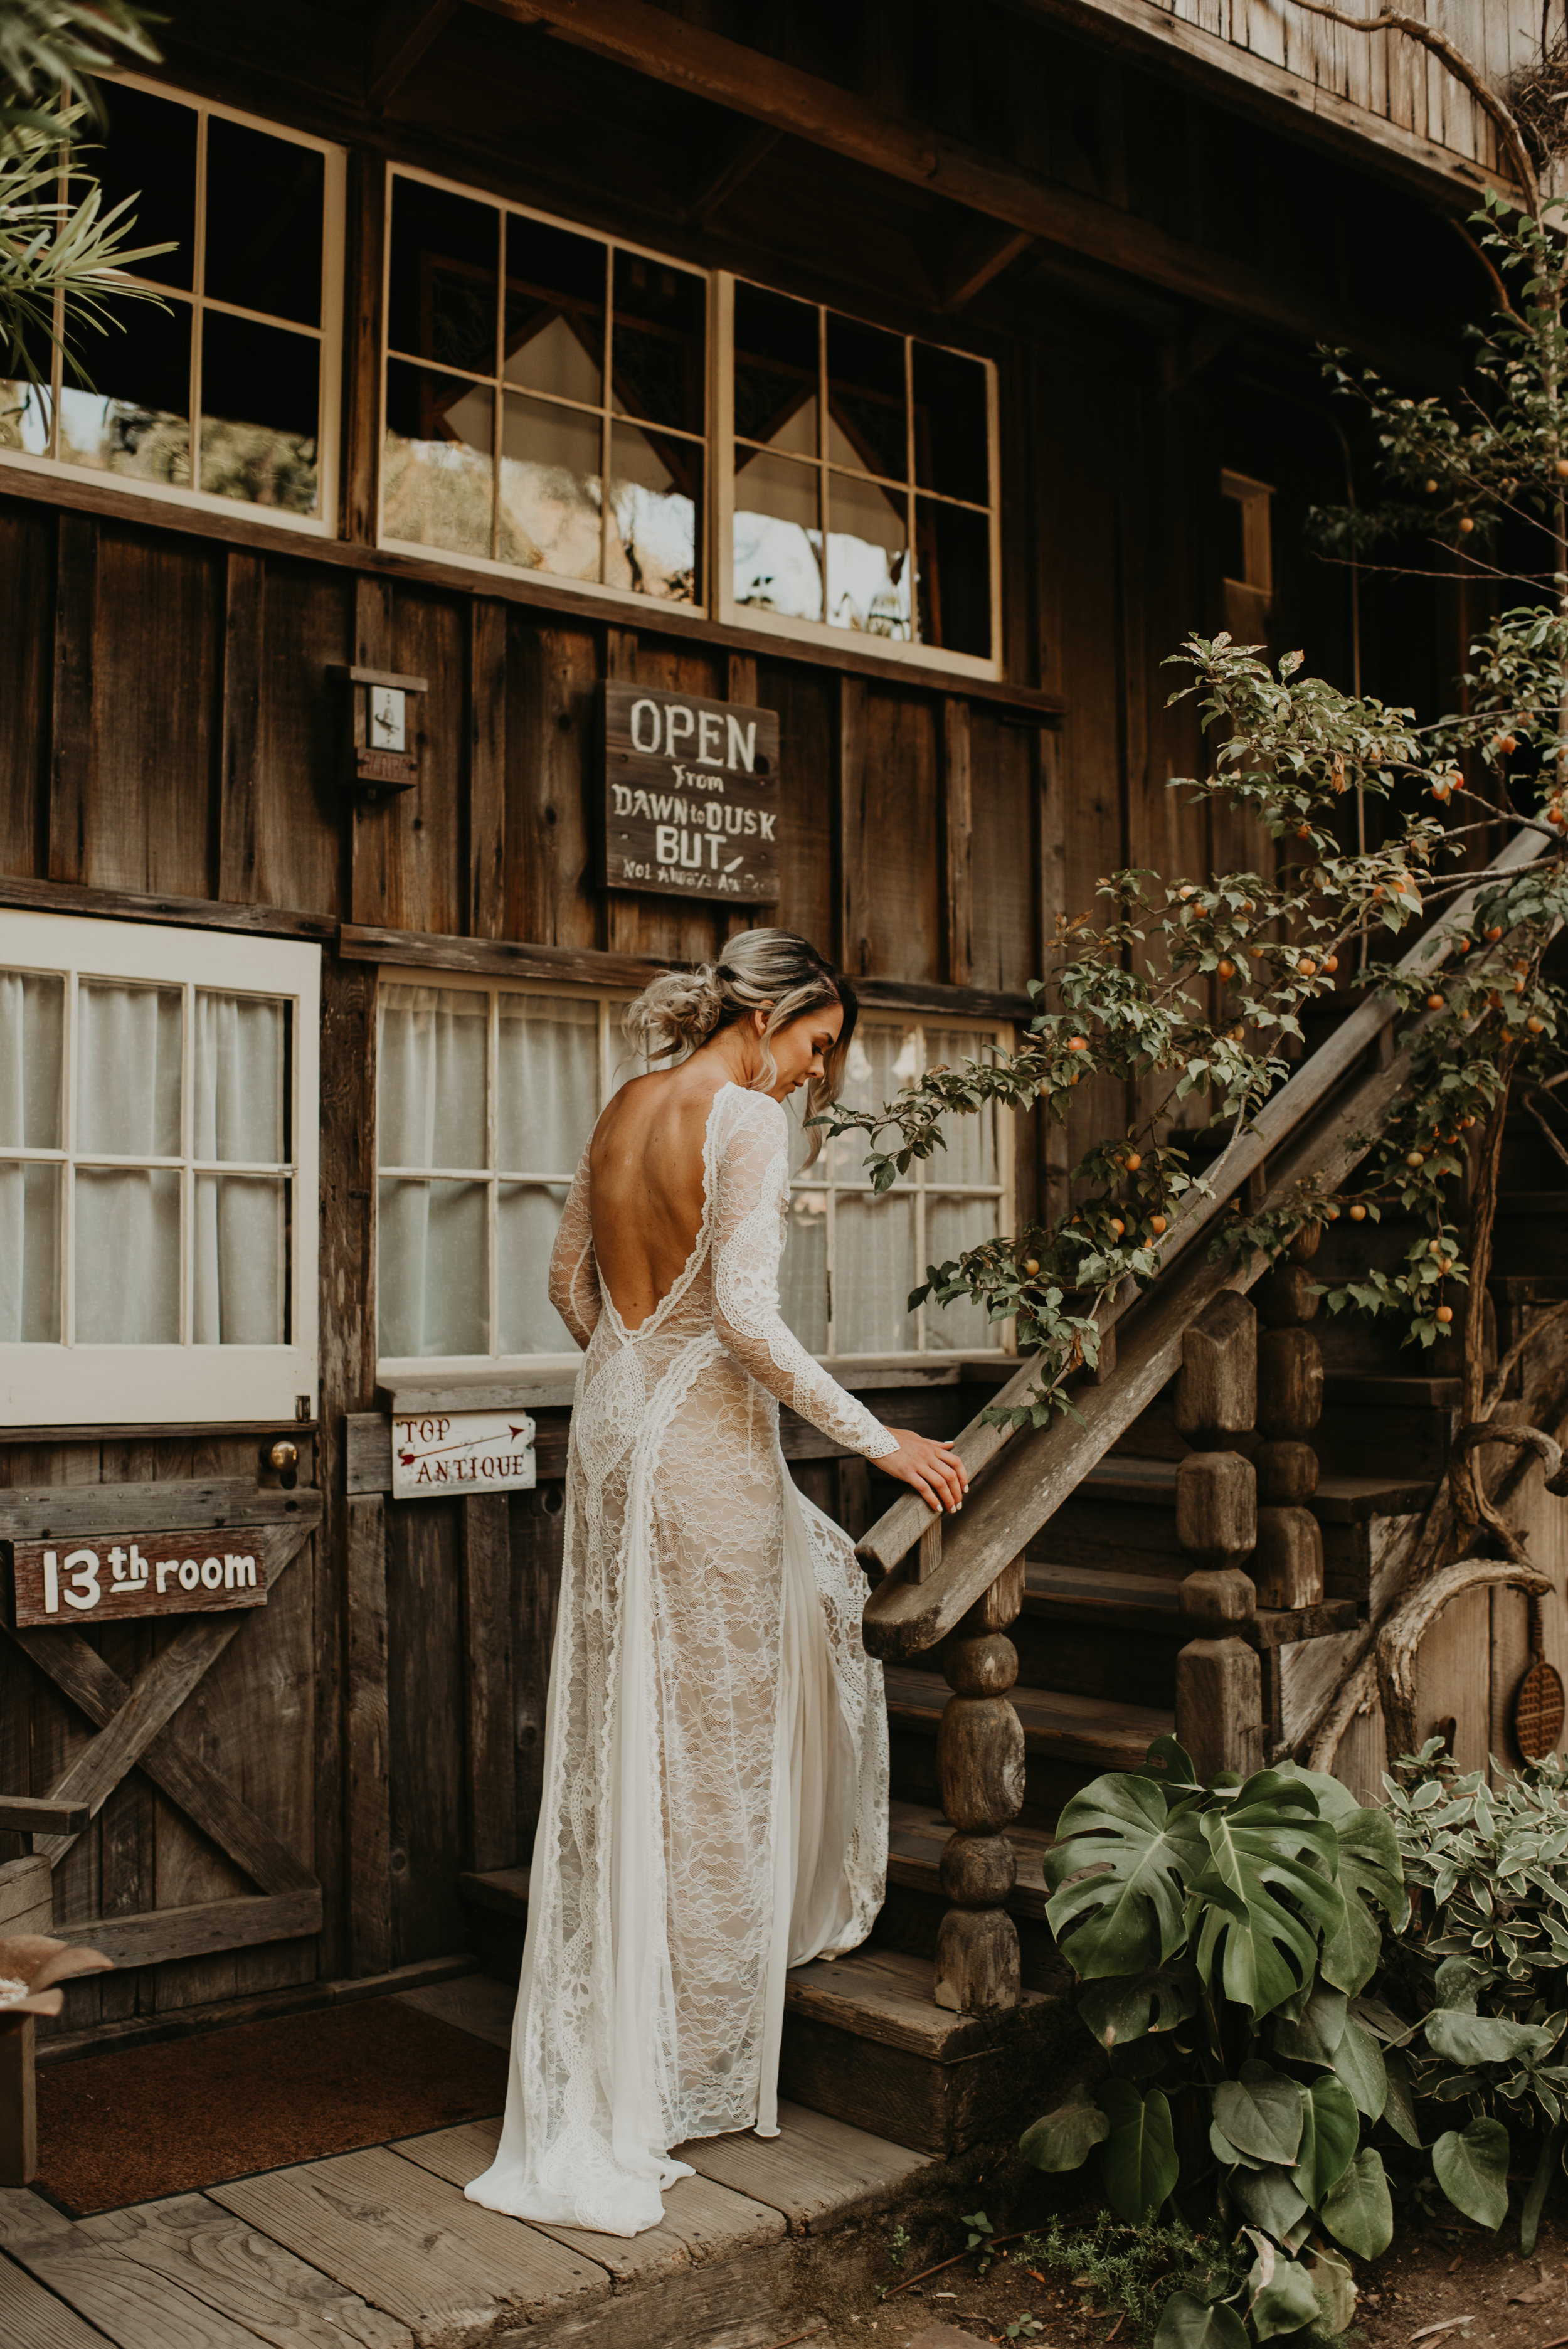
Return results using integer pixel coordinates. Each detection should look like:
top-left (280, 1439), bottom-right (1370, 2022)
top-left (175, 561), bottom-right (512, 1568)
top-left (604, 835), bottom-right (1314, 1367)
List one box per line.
top-left (857, 829), bottom-right (1546, 1657)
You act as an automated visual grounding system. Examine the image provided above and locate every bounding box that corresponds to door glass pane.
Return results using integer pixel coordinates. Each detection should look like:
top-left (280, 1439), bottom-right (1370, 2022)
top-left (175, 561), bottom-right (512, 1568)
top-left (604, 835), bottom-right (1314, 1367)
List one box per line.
top-left (498, 393), bottom-right (601, 580)
top-left (58, 304), bottom-right (192, 487)
top-left (194, 994), bottom-right (285, 1164)
top-left (75, 1168), bottom-right (180, 1341)
top-left (388, 178), bottom-right (499, 373)
top-left (496, 993), bottom-right (598, 1172)
top-left (204, 119), bottom-right (324, 326)
top-left (200, 315), bottom-right (319, 512)
top-left (732, 451), bottom-right (822, 622)
top-left (383, 363), bottom-right (494, 557)
top-left (378, 985), bottom-right (488, 1170)
top-left (77, 983), bottom-right (183, 1156)
top-left (926, 1031), bottom-right (998, 1185)
top-left (916, 498), bottom-right (992, 657)
top-left (0, 1164), bottom-right (59, 1340)
top-left (95, 84), bottom-right (196, 290)
top-left (734, 282), bottom-right (817, 454)
top-left (607, 423), bottom-right (699, 604)
top-left (611, 251), bottom-right (705, 433)
top-left (925, 1194), bottom-right (1000, 1350)
top-left (836, 1024), bottom-right (919, 1170)
top-left (505, 216), bottom-right (605, 403)
top-left (826, 473), bottom-right (909, 639)
top-left (194, 1174), bottom-right (286, 1342)
top-left (827, 314), bottom-right (905, 480)
top-left (378, 1177), bottom-right (488, 1355)
top-left (835, 1191), bottom-right (915, 1354)
top-left (498, 1181), bottom-right (573, 1352)
top-left (913, 344), bottom-right (990, 503)
top-left (0, 971), bottom-right (63, 1148)
top-left (780, 1187), bottom-right (827, 1352)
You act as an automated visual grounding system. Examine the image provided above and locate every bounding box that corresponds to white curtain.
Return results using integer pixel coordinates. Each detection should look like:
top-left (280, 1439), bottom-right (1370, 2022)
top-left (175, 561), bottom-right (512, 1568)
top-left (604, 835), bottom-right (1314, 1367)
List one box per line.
top-left (192, 991), bottom-right (287, 1346)
top-left (0, 972), bottom-right (63, 1342)
top-left (378, 986), bottom-right (490, 1357)
top-left (74, 982), bottom-right (183, 1344)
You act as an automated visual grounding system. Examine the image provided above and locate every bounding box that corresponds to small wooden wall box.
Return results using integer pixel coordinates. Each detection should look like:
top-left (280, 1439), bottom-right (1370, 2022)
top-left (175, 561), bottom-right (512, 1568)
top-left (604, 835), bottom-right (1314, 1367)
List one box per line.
top-left (333, 665), bottom-right (428, 799)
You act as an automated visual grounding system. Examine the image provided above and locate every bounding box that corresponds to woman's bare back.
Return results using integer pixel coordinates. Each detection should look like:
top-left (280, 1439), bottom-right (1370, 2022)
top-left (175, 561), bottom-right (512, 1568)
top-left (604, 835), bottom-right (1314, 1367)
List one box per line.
top-left (589, 1070), bottom-right (731, 1331)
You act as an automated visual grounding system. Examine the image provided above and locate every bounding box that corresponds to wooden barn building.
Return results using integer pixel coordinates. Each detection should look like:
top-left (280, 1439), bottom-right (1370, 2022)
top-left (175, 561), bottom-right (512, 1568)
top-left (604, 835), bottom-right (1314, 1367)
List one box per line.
top-left (0, 3), bottom-right (1561, 2298)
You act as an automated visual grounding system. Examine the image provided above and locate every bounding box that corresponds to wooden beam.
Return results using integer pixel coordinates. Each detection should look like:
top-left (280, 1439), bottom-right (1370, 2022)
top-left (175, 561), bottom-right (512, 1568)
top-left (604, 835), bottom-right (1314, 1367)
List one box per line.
top-left (467, 599), bottom-right (507, 941)
top-left (0, 1797), bottom-right (88, 1836)
top-left (366, 0), bottom-right (460, 110)
top-left (56, 1888), bottom-right (322, 1970)
top-left (941, 697), bottom-right (973, 989)
top-left (346, 1494), bottom-right (393, 1977)
top-left (460, 1495), bottom-right (515, 1874)
top-left (943, 225), bottom-right (1036, 313)
top-left (684, 122), bottom-right (781, 226)
top-left (46, 511), bottom-right (95, 885)
top-left (484, 0), bottom-right (1458, 376)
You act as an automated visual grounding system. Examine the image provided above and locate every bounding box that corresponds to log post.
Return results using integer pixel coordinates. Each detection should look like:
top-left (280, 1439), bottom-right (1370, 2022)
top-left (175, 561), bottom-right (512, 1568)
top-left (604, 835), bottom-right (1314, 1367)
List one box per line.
top-left (1252, 1228), bottom-right (1326, 1611)
top-left (1175, 1291), bottom-right (1264, 1780)
top-left (933, 1554), bottom-right (1025, 2015)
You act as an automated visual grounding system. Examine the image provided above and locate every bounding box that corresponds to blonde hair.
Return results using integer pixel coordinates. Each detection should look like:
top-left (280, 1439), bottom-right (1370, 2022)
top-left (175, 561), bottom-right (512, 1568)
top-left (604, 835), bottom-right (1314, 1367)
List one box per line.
top-left (623, 930), bottom-right (857, 1160)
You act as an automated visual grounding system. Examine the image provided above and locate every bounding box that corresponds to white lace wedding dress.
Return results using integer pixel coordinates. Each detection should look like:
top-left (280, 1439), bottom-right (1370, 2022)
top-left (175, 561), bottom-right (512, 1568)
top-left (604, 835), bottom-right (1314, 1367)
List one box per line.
top-left (465, 1082), bottom-right (896, 2238)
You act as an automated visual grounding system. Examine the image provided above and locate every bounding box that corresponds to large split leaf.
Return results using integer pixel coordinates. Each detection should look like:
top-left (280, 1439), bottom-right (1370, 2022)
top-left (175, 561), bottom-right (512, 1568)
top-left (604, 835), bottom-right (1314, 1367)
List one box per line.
top-left (1380, 2048), bottom-right (1421, 2147)
top-left (1044, 1772), bottom-right (1207, 1979)
top-left (1320, 1806), bottom-right (1406, 1995)
top-left (1291, 2075), bottom-right (1359, 2209)
top-left (1320, 2147), bottom-right (1394, 2259)
top-left (1078, 1966), bottom-right (1198, 2049)
top-left (1190, 1774), bottom-right (1344, 2018)
top-left (1330, 2014), bottom-right (1388, 2121)
top-left (1095, 2076), bottom-right (1179, 2222)
top-left (1211, 2062), bottom-right (1303, 2165)
top-left (1018, 2099), bottom-right (1110, 2174)
top-left (1271, 1981), bottom-right (1347, 2066)
top-left (1154, 2293), bottom-right (1249, 2349)
top-left (1432, 2115), bottom-right (1510, 2230)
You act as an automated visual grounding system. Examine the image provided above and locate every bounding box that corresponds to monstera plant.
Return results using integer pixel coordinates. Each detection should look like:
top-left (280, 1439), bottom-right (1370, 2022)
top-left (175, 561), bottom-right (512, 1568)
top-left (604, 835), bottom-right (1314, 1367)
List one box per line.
top-left (1020, 1740), bottom-right (1406, 2347)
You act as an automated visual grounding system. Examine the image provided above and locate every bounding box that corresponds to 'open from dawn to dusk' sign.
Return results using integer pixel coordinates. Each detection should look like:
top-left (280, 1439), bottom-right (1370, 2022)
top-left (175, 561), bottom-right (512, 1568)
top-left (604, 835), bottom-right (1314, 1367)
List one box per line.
top-left (599, 681), bottom-right (781, 904)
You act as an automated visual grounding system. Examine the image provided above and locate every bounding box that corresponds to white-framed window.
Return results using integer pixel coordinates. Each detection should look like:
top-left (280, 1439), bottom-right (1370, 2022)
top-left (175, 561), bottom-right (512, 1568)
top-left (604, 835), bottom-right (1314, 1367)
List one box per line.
top-left (374, 169), bottom-right (1003, 677)
top-left (781, 1016), bottom-right (1015, 1361)
top-left (374, 973), bottom-right (1012, 1374)
top-left (379, 164), bottom-right (707, 608)
top-left (0, 913), bottom-right (320, 1424)
top-left (0, 75), bottom-right (344, 532)
top-left (716, 277), bottom-right (1001, 677)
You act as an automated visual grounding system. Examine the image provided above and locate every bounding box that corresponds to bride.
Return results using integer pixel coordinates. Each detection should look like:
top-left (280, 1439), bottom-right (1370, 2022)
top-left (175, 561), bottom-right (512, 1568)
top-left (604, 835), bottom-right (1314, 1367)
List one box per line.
top-left (466, 930), bottom-right (968, 2238)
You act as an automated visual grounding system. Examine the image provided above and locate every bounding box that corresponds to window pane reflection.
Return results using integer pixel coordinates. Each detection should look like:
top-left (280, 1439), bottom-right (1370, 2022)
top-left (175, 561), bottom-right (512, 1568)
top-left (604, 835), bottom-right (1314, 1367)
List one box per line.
top-left (499, 392), bottom-right (602, 580)
top-left (608, 423), bottom-right (697, 603)
top-left (96, 83), bottom-right (196, 290)
top-left (58, 304), bottom-right (192, 486)
top-left (505, 215), bottom-right (604, 403)
top-left (389, 178), bottom-right (499, 374)
top-left (914, 344), bottom-right (990, 503)
top-left (204, 118), bottom-right (323, 326)
top-left (916, 498), bottom-right (991, 658)
top-left (733, 450), bottom-right (822, 621)
top-left (827, 472), bottom-right (909, 639)
top-left (828, 313), bottom-right (905, 480)
top-left (383, 361), bottom-right (494, 557)
top-left (0, 381), bottom-right (50, 456)
top-left (734, 282), bottom-right (817, 453)
top-left (200, 314), bottom-right (319, 511)
top-left (611, 250), bottom-right (704, 433)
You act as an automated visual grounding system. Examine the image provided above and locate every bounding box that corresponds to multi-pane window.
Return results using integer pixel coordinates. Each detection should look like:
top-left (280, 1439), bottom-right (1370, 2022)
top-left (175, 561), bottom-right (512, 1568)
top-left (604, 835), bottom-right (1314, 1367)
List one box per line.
top-left (376, 979), bottom-right (640, 1364)
top-left (780, 1019), bottom-right (1013, 1359)
top-left (721, 281), bottom-right (998, 664)
top-left (380, 169), bottom-right (706, 605)
top-left (0, 78), bottom-right (343, 528)
top-left (375, 983), bottom-right (1012, 1370)
top-left (0, 915), bottom-right (320, 1423)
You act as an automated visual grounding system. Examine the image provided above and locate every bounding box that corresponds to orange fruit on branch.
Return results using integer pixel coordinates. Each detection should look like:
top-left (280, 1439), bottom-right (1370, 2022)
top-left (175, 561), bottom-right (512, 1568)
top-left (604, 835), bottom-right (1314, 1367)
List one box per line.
top-left (1149, 1214), bottom-right (1167, 1235)
top-left (1350, 1204), bottom-right (1367, 1221)
top-left (1436, 1304), bottom-right (1454, 1323)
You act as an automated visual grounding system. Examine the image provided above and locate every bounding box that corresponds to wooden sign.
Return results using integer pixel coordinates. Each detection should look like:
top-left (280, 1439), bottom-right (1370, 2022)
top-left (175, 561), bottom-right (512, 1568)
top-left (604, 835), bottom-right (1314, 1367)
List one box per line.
top-left (11, 1532), bottom-right (270, 1626)
top-left (600, 681), bottom-right (780, 903)
top-left (391, 1410), bottom-right (537, 1499)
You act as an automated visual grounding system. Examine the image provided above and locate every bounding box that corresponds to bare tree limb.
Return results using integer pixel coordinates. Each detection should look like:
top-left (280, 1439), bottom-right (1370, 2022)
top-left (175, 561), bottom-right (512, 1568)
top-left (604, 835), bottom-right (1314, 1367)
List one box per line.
top-left (1377, 1555), bottom-right (1552, 1756)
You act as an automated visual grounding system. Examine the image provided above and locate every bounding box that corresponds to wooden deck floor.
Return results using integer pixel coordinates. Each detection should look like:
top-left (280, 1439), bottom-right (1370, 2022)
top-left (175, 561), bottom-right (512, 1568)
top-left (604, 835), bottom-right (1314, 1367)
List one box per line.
top-left (0, 1978), bottom-right (932, 2349)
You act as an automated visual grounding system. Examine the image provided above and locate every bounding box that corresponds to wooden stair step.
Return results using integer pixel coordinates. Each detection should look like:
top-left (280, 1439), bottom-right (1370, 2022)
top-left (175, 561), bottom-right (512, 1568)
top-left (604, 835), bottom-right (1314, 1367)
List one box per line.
top-left (886, 1796), bottom-right (1054, 1921)
top-left (884, 1665), bottom-right (1170, 1772)
top-left (1023, 1559), bottom-right (1180, 1634)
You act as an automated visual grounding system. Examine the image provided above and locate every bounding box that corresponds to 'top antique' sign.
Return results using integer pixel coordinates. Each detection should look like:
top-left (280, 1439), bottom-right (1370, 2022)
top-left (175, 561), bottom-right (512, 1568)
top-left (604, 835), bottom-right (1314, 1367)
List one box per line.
top-left (599, 681), bottom-right (781, 903)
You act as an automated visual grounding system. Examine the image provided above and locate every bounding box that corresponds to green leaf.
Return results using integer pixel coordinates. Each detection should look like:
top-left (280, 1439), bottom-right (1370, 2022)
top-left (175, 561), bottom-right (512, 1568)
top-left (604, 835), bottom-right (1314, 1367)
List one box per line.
top-left (1211, 2116), bottom-right (1263, 2173)
top-left (1017, 2099), bottom-right (1110, 2174)
top-left (1293, 2075), bottom-right (1359, 2208)
top-left (1078, 1967), bottom-right (1197, 2048)
top-left (1381, 2047), bottom-right (1420, 2146)
top-left (1331, 2014), bottom-right (1388, 2120)
top-left (1522, 2122), bottom-right (1562, 2258)
top-left (1271, 1981), bottom-right (1347, 2065)
top-left (1247, 2239), bottom-right (1322, 2341)
top-left (1320, 1807), bottom-right (1407, 1993)
top-left (1433, 1955), bottom-right (1490, 2012)
top-left (1308, 2245), bottom-right (1358, 2336)
top-left (1095, 2076), bottom-right (1179, 2223)
top-left (1192, 1774), bottom-right (1344, 2019)
top-left (1432, 2115), bottom-right (1511, 2230)
top-left (1043, 1772), bottom-right (1206, 1979)
top-left (1424, 2009), bottom-right (1554, 2067)
top-left (1320, 2146), bottom-right (1394, 2259)
top-left (1154, 2294), bottom-right (1250, 2349)
top-left (1212, 2060), bottom-right (1304, 2165)
top-left (1229, 2161), bottom-right (1310, 2242)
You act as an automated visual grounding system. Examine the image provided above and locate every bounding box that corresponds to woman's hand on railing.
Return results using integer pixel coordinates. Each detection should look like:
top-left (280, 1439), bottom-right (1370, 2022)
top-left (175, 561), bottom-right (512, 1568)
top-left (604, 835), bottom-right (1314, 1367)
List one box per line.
top-left (877, 1431), bottom-right (969, 1515)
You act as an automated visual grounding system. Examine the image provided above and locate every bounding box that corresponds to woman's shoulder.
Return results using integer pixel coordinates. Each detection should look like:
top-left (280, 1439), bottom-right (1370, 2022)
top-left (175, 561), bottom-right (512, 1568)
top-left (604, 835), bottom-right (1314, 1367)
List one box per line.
top-left (714, 1083), bottom-right (788, 1140)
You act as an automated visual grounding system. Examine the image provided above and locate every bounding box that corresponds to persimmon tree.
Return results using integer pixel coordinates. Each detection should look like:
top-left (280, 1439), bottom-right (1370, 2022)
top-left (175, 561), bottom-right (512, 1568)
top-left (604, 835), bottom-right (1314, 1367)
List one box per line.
top-left (820, 191), bottom-right (1568, 1559)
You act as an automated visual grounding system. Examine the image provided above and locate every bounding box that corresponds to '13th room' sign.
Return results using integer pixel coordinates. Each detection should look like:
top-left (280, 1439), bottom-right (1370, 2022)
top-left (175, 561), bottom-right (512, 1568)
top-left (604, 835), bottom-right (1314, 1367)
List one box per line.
top-left (599, 682), bottom-right (780, 904)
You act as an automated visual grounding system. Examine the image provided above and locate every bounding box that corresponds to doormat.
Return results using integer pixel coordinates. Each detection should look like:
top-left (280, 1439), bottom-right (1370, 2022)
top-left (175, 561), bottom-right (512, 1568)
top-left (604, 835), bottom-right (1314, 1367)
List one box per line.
top-left (34, 1994), bottom-right (510, 2215)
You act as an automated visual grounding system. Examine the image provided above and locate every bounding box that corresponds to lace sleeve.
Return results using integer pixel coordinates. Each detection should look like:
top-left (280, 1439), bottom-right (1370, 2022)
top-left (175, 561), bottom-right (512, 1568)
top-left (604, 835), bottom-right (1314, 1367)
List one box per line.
top-left (710, 1090), bottom-right (899, 1461)
top-left (548, 1146), bottom-right (601, 1351)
